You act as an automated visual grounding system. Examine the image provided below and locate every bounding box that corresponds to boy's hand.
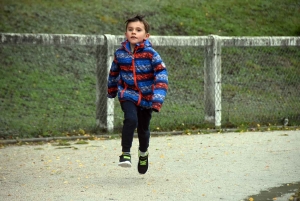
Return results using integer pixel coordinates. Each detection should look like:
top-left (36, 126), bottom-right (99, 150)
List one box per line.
top-left (152, 108), bottom-right (159, 112)
top-left (107, 94), bottom-right (116, 98)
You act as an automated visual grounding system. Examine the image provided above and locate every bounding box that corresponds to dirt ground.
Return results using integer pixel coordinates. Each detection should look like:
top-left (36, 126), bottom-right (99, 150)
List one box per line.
top-left (0, 130), bottom-right (300, 201)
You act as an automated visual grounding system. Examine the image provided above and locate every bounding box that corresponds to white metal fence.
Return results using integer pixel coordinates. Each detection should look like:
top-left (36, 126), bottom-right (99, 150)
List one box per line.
top-left (0, 33), bottom-right (299, 137)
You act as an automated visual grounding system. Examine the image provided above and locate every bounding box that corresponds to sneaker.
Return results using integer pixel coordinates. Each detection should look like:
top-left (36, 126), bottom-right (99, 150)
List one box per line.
top-left (138, 150), bottom-right (149, 174)
top-left (118, 153), bottom-right (131, 168)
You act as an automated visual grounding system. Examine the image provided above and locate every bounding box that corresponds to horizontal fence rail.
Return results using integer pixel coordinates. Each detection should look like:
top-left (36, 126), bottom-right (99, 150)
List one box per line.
top-left (221, 36), bottom-right (300, 46)
top-left (0, 33), bottom-right (105, 46)
top-left (2, 33), bottom-right (299, 46)
top-left (1, 33), bottom-right (299, 138)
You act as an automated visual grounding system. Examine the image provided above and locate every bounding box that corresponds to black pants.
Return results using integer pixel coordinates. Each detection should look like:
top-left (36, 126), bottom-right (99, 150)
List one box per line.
top-left (121, 101), bottom-right (152, 153)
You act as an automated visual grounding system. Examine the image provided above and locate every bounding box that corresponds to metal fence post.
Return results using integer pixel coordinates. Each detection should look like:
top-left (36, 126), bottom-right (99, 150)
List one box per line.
top-left (204, 35), bottom-right (222, 127)
top-left (95, 34), bottom-right (115, 132)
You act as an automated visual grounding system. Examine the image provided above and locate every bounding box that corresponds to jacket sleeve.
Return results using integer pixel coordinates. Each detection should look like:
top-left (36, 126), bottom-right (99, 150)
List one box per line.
top-left (151, 51), bottom-right (168, 112)
top-left (107, 54), bottom-right (120, 98)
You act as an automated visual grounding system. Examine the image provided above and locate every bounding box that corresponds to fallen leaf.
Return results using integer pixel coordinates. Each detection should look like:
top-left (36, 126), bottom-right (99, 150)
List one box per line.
top-left (279, 134), bottom-right (288, 136)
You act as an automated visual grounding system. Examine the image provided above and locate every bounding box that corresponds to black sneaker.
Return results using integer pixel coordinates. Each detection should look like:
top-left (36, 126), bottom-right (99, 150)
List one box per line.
top-left (138, 150), bottom-right (149, 174)
top-left (118, 153), bottom-right (131, 168)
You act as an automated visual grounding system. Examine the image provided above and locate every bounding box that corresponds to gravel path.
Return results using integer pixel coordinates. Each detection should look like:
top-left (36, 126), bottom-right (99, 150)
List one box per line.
top-left (0, 130), bottom-right (300, 201)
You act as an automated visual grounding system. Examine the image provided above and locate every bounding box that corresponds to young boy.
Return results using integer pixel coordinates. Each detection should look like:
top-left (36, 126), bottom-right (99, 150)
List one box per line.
top-left (107, 15), bottom-right (168, 174)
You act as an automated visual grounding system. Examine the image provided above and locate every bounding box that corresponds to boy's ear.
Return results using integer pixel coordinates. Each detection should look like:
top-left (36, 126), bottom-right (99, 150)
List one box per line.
top-left (144, 33), bottom-right (150, 39)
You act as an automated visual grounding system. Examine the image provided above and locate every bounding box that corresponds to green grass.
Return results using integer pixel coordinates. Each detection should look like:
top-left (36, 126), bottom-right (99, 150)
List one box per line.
top-left (0, 0), bottom-right (299, 36)
top-left (221, 46), bottom-right (300, 126)
top-left (0, 45), bottom-right (97, 137)
top-left (0, 0), bottom-right (300, 138)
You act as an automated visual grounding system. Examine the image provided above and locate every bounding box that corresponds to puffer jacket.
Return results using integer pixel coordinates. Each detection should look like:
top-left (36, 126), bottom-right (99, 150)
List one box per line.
top-left (107, 39), bottom-right (168, 112)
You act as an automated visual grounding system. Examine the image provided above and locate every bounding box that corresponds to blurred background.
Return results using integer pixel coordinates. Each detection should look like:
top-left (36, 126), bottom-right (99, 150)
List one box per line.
top-left (0, 0), bottom-right (300, 138)
top-left (1, 0), bottom-right (300, 36)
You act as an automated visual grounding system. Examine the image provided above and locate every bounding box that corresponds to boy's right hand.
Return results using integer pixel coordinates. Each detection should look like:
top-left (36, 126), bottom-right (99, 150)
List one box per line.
top-left (107, 94), bottom-right (116, 98)
top-left (152, 108), bottom-right (159, 112)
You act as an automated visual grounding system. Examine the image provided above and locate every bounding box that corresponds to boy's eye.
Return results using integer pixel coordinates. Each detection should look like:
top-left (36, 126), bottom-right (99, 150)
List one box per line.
top-left (127, 28), bottom-right (143, 32)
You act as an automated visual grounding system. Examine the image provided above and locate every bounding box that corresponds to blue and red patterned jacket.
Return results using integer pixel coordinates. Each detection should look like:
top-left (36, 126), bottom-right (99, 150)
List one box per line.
top-left (107, 39), bottom-right (168, 112)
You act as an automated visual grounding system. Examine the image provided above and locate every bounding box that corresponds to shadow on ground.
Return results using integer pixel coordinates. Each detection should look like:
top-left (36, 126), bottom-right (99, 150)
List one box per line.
top-left (244, 181), bottom-right (300, 201)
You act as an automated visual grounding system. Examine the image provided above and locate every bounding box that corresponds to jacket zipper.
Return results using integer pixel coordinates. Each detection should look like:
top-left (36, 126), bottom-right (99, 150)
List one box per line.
top-left (132, 50), bottom-right (142, 105)
top-left (120, 45), bottom-right (142, 106)
top-left (120, 82), bottom-right (127, 98)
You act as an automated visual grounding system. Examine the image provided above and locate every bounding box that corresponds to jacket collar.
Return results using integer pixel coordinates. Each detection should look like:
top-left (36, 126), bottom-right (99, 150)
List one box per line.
top-left (122, 39), bottom-right (152, 53)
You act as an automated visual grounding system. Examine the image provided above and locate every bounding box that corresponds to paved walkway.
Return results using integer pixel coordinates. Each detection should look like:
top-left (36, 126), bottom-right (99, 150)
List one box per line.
top-left (0, 130), bottom-right (300, 201)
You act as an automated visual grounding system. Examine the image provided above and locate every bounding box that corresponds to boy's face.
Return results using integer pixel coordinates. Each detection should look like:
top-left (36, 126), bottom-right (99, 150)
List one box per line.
top-left (125, 21), bottom-right (150, 46)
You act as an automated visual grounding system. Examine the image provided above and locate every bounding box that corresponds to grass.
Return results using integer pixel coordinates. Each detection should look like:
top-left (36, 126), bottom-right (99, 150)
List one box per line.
top-left (1, 0), bottom-right (299, 36)
top-left (0, 45), bottom-right (97, 137)
top-left (0, 0), bottom-right (300, 138)
top-left (221, 46), bottom-right (300, 125)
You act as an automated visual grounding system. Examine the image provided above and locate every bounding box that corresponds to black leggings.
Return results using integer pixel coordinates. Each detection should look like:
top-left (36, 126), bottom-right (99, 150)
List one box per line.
top-left (120, 101), bottom-right (152, 153)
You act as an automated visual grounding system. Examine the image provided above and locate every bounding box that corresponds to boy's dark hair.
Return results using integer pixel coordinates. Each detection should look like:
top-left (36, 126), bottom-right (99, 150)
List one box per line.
top-left (125, 15), bottom-right (150, 33)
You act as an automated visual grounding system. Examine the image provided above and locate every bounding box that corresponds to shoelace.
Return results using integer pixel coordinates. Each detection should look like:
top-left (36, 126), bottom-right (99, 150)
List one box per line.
top-left (139, 157), bottom-right (147, 165)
